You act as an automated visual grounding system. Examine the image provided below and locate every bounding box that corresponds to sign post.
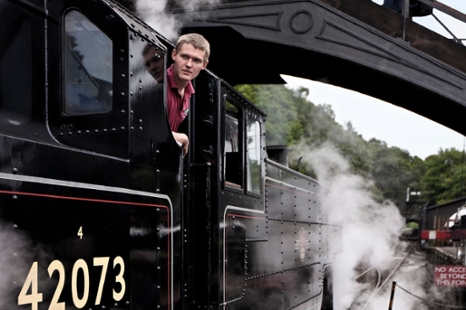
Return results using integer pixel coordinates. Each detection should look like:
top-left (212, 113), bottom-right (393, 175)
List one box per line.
top-left (388, 281), bottom-right (396, 310)
top-left (464, 242), bottom-right (466, 266)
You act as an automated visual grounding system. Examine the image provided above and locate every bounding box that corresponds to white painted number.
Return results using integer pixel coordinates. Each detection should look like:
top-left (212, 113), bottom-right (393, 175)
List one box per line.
top-left (47, 260), bottom-right (65, 310)
top-left (18, 257), bottom-right (126, 309)
top-left (71, 259), bottom-right (90, 308)
top-left (113, 256), bottom-right (126, 301)
top-left (93, 257), bottom-right (109, 305)
top-left (77, 226), bottom-right (83, 239)
top-left (18, 262), bottom-right (43, 310)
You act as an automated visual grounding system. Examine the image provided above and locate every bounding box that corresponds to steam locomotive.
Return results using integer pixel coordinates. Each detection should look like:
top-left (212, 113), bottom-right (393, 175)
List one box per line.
top-left (0, 0), bottom-right (334, 309)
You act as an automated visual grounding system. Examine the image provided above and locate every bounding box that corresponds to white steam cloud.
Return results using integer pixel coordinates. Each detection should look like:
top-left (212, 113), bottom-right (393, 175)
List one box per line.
top-left (135, 0), bottom-right (221, 41)
top-left (291, 142), bottom-right (441, 310)
top-left (174, 0), bottom-right (222, 11)
top-left (136, 0), bottom-right (180, 41)
top-left (0, 222), bottom-right (51, 309)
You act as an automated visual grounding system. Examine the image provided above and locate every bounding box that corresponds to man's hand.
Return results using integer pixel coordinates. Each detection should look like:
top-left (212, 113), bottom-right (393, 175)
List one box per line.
top-left (172, 132), bottom-right (189, 156)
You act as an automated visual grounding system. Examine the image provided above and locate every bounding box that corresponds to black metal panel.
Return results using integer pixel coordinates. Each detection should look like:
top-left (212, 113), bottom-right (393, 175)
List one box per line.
top-left (0, 174), bottom-right (173, 310)
top-left (0, 0), bottom-right (52, 143)
top-left (184, 70), bottom-right (223, 309)
top-left (0, 1), bottom-right (186, 309)
top-left (216, 156), bottom-right (330, 310)
top-left (172, 0), bottom-right (466, 136)
top-left (47, 0), bottom-right (131, 159)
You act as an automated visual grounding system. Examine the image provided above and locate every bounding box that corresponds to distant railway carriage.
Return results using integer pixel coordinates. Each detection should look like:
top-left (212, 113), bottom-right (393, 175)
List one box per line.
top-left (0, 0), bottom-right (334, 309)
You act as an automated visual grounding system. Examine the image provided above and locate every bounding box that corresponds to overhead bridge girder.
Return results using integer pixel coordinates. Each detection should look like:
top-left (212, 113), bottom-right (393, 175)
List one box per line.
top-left (171, 0), bottom-right (466, 136)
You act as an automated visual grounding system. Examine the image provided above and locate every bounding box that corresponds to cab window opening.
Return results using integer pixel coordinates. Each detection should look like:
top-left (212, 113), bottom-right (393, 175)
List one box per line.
top-left (224, 100), bottom-right (242, 189)
top-left (63, 10), bottom-right (113, 116)
top-left (246, 114), bottom-right (261, 194)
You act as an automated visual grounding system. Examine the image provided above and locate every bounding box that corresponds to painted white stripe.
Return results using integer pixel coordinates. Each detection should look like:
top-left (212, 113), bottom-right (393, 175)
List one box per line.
top-left (265, 176), bottom-right (318, 196)
top-left (0, 172), bottom-right (169, 199)
top-left (429, 231), bottom-right (436, 240)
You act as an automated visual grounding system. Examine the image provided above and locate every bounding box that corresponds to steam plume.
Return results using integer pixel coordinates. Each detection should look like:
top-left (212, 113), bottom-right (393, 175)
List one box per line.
top-left (0, 222), bottom-right (51, 309)
top-left (135, 0), bottom-right (181, 41)
top-left (135, 0), bottom-right (221, 41)
top-left (290, 142), bottom-right (428, 309)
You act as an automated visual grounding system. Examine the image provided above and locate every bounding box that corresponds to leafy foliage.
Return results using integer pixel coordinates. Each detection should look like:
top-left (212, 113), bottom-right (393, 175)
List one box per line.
top-left (420, 148), bottom-right (466, 205)
top-left (235, 83), bottom-right (466, 214)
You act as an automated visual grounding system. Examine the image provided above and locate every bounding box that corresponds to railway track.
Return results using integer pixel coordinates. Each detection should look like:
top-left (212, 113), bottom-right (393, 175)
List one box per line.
top-left (349, 241), bottom-right (417, 309)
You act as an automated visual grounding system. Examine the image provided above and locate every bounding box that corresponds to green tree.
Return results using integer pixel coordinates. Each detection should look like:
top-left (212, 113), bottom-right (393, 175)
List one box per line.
top-left (234, 83), bottom-right (466, 211)
top-left (370, 145), bottom-right (418, 208)
top-left (235, 84), bottom-right (299, 145)
top-left (420, 148), bottom-right (466, 205)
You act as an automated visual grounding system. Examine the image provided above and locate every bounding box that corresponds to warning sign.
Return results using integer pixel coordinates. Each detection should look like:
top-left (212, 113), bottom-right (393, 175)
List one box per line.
top-left (435, 265), bottom-right (466, 287)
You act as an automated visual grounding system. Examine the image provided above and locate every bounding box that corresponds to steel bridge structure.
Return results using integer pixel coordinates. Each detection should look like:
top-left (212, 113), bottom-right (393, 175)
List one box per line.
top-left (168, 0), bottom-right (466, 137)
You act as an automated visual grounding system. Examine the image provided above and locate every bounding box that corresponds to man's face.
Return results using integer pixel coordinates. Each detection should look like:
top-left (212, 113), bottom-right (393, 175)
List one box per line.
top-left (144, 46), bottom-right (164, 83)
top-left (171, 43), bottom-right (208, 84)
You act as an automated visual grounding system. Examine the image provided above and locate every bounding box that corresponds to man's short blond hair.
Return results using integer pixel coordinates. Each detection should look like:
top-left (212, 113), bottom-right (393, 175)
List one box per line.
top-left (174, 33), bottom-right (210, 62)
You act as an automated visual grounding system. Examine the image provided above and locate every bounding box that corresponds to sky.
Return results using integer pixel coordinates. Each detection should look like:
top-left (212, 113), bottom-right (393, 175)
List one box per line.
top-left (283, 0), bottom-right (466, 160)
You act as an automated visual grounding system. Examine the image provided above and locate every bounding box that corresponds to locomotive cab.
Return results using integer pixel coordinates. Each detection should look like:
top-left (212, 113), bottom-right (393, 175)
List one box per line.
top-left (176, 58), bottom-right (268, 307)
top-left (0, 0), bottom-right (332, 309)
top-left (1, 0), bottom-right (184, 309)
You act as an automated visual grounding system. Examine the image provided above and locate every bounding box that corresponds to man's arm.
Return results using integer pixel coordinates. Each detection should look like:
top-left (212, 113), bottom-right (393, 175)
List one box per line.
top-left (172, 131), bottom-right (189, 156)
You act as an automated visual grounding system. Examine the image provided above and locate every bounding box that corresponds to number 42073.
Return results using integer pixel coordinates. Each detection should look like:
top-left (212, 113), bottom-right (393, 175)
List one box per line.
top-left (18, 257), bottom-right (126, 310)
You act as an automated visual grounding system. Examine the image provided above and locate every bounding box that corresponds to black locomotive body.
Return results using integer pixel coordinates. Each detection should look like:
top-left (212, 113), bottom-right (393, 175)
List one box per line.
top-left (0, 0), bottom-right (333, 309)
